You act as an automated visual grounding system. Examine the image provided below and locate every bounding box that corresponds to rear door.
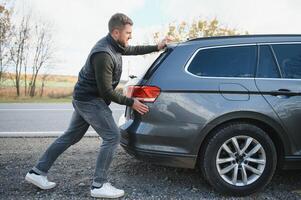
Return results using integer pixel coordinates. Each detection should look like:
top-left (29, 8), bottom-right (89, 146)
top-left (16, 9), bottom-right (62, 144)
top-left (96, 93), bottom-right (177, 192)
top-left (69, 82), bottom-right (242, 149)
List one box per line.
top-left (255, 43), bottom-right (301, 153)
top-left (121, 48), bottom-right (173, 122)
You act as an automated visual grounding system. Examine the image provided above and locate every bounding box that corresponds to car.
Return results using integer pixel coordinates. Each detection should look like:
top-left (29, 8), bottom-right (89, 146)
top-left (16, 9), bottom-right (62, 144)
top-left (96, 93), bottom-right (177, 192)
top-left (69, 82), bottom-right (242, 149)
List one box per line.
top-left (118, 35), bottom-right (301, 196)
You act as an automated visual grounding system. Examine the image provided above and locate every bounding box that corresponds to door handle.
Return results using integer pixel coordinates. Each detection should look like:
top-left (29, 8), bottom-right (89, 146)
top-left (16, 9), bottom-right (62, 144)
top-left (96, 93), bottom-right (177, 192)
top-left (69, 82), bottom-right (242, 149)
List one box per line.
top-left (270, 89), bottom-right (298, 96)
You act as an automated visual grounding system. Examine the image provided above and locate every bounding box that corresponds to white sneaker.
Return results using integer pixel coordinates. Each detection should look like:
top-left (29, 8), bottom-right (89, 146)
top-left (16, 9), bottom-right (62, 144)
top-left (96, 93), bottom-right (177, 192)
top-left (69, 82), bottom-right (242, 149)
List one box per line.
top-left (25, 172), bottom-right (56, 190)
top-left (91, 182), bottom-right (125, 198)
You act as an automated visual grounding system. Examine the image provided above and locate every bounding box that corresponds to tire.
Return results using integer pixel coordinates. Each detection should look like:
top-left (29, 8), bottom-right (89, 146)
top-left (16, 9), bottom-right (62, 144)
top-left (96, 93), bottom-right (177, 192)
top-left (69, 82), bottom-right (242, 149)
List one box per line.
top-left (201, 122), bottom-right (277, 196)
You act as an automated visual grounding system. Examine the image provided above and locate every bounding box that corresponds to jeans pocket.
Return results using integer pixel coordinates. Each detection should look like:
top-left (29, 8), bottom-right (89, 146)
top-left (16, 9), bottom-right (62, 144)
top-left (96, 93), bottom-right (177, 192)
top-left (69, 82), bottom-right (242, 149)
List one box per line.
top-left (95, 99), bottom-right (112, 115)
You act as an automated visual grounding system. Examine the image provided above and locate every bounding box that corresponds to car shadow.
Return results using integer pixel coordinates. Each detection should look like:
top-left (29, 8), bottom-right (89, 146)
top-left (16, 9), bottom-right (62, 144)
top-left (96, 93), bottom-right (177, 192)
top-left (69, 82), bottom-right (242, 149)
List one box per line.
top-left (115, 149), bottom-right (301, 199)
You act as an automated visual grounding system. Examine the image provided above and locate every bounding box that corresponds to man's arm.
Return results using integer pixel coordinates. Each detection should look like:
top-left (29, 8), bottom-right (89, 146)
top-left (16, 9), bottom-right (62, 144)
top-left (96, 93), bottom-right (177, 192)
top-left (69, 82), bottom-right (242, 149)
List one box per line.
top-left (93, 52), bottom-right (134, 106)
top-left (123, 45), bottom-right (159, 55)
top-left (93, 52), bottom-right (150, 114)
top-left (123, 36), bottom-right (172, 55)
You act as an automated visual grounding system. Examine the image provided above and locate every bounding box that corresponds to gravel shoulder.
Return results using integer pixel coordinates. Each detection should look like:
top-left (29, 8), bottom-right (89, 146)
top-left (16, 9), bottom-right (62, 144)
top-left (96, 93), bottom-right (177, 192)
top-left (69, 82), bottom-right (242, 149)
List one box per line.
top-left (1, 137), bottom-right (301, 200)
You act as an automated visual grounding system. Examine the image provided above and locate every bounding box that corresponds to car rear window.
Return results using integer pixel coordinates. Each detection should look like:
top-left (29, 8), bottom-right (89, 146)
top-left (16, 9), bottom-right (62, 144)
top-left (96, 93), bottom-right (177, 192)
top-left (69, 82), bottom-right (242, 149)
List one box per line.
top-left (143, 48), bottom-right (173, 80)
top-left (272, 44), bottom-right (301, 79)
top-left (257, 45), bottom-right (281, 78)
top-left (187, 45), bottom-right (257, 77)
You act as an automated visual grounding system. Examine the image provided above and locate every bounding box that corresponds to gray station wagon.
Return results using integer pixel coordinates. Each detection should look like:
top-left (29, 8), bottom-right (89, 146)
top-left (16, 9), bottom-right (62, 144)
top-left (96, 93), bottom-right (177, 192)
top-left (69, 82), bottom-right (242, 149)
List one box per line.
top-left (118, 35), bottom-right (301, 196)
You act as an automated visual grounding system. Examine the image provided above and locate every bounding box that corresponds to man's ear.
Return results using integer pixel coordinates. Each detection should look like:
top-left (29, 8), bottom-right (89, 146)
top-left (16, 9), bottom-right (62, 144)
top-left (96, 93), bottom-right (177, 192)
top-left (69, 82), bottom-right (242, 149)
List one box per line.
top-left (111, 29), bottom-right (120, 38)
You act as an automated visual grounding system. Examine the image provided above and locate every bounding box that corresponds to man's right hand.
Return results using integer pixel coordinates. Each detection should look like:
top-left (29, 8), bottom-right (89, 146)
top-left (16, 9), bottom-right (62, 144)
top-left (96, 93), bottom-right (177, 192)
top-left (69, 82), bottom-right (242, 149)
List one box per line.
top-left (132, 98), bottom-right (149, 115)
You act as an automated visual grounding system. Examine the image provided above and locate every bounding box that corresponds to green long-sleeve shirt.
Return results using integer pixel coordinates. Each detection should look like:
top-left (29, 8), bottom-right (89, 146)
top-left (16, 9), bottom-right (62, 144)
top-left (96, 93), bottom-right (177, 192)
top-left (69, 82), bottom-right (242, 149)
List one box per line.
top-left (92, 45), bottom-right (159, 107)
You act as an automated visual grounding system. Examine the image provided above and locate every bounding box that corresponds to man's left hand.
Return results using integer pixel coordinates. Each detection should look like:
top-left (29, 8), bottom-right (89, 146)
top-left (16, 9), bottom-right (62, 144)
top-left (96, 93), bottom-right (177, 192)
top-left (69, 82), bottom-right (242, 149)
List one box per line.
top-left (157, 36), bottom-right (174, 50)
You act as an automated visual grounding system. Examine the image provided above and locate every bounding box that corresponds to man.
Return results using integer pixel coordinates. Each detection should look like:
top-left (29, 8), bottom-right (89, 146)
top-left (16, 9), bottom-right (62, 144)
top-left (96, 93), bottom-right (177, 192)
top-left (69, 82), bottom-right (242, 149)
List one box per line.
top-left (25, 13), bottom-right (169, 198)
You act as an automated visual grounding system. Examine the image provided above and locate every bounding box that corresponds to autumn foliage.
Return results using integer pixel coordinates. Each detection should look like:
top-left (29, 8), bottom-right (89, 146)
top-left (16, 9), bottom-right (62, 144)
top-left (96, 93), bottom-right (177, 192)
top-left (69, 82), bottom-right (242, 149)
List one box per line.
top-left (154, 18), bottom-right (248, 43)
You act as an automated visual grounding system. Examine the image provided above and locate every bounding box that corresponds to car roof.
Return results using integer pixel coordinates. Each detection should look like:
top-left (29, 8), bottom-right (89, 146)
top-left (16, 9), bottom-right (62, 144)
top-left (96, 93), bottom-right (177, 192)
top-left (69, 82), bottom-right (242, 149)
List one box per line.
top-left (179, 34), bottom-right (301, 47)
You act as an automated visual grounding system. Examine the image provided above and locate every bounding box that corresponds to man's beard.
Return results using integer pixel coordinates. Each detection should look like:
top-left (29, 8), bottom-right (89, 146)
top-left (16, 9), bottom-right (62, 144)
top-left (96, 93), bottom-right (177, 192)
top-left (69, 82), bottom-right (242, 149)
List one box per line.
top-left (117, 39), bottom-right (127, 48)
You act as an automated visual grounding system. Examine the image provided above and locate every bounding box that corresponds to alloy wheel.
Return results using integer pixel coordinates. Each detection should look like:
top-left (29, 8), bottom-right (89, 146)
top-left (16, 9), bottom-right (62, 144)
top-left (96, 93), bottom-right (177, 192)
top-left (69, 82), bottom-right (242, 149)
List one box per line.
top-left (216, 135), bottom-right (266, 186)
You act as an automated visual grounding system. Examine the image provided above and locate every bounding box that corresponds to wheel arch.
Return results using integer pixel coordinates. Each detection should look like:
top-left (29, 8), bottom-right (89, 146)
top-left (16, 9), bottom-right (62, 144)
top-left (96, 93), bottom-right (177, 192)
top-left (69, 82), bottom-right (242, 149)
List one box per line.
top-left (195, 111), bottom-right (291, 169)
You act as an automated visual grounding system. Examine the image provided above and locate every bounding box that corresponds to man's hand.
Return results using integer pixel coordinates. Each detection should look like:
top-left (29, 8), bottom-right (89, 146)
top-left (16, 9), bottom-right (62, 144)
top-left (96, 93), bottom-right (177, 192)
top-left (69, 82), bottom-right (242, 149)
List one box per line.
top-left (132, 98), bottom-right (149, 115)
top-left (157, 36), bottom-right (174, 50)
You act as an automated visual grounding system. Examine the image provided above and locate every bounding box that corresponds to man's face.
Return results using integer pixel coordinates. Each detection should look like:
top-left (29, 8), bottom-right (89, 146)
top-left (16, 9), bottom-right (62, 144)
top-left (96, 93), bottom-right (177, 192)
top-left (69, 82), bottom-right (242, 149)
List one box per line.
top-left (116, 24), bottom-right (132, 47)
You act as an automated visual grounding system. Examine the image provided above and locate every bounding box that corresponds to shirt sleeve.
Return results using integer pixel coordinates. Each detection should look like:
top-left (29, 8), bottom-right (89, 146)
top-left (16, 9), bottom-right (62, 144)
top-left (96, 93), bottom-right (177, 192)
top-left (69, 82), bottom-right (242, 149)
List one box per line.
top-left (92, 52), bottom-right (134, 106)
top-left (123, 45), bottom-right (159, 55)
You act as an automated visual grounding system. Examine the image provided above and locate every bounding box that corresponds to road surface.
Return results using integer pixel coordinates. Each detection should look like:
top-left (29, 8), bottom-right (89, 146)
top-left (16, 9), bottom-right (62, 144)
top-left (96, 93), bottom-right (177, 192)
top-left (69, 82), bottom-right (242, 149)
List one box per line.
top-left (0, 103), bottom-right (125, 137)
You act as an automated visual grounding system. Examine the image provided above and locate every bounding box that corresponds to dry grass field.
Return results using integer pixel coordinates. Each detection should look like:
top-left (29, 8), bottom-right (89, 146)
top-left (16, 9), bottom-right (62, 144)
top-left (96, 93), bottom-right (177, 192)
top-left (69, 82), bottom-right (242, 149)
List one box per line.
top-left (0, 73), bottom-right (125, 102)
top-left (0, 73), bottom-right (77, 102)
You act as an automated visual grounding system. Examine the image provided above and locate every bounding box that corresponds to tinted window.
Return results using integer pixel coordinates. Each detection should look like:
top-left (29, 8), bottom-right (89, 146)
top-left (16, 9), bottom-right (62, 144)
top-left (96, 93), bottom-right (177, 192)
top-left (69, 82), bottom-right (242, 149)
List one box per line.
top-left (257, 45), bottom-right (280, 78)
top-left (143, 48), bottom-right (172, 80)
top-left (272, 44), bottom-right (301, 79)
top-left (187, 45), bottom-right (257, 77)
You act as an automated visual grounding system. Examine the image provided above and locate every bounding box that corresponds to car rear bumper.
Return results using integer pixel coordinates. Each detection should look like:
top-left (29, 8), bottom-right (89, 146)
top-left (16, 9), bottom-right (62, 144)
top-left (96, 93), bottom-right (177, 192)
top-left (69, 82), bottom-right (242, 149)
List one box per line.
top-left (120, 141), bottom-right (196, 169)
top-left (119, 119), bottom-right (197, 169)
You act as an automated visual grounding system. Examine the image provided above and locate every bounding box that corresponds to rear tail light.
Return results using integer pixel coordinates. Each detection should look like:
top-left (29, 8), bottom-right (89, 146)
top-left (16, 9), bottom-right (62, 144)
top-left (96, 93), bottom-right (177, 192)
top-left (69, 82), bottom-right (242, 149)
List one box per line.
top-left (125, 85), bottom-right (161, 103)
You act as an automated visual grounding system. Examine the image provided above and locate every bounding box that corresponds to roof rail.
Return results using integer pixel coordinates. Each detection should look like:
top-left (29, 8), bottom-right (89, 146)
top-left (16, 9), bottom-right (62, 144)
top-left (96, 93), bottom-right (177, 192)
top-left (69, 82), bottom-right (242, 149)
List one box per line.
top-left (187, 34), bottom-right (301, 42)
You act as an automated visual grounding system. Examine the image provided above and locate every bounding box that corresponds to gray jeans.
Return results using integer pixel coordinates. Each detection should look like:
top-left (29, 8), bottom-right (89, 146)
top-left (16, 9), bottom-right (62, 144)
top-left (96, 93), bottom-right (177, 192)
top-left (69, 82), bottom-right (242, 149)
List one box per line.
top-left (32, 99), bottom-right (120, 187)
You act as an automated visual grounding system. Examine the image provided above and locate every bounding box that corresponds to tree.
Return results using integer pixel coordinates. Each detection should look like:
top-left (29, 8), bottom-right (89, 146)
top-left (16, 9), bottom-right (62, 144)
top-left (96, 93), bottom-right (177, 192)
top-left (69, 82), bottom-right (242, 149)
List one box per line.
top-left (0, 2), bottom-right (12, 84)
top-left (28, 20), bottom-right (54, 97)
top-left (154, 18), bottom-right (248, 43)
top-left (0, 2), bottom-right (57, 97)
top-left (39, 72), bottom-right (49, 97)
top-left (9, 14), bottom-right (31, 96)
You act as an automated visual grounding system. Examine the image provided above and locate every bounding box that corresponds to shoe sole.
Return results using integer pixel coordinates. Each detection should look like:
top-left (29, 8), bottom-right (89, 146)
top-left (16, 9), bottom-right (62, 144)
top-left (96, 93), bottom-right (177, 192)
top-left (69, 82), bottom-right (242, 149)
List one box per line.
top-left (91, 191), bottom-right (125, 198)
top-left (25, 174), bottom-right (56, 190)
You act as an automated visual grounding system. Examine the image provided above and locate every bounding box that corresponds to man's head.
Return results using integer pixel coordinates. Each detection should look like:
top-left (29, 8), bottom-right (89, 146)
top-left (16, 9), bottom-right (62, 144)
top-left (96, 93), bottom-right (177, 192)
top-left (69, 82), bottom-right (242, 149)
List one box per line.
top-left (109, 13), bottom-right (133, 47)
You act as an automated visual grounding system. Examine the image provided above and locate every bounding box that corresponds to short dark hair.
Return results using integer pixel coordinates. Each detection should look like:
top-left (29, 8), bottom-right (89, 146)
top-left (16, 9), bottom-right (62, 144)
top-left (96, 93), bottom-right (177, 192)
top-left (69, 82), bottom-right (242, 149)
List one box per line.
top-left (108, 13), bottom-right (133, 33)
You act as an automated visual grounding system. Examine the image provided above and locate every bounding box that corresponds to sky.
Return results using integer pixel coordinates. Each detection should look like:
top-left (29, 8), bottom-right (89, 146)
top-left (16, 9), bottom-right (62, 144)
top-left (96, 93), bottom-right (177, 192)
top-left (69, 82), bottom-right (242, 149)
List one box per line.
top-left (12, 0), bottom-right (301, 80)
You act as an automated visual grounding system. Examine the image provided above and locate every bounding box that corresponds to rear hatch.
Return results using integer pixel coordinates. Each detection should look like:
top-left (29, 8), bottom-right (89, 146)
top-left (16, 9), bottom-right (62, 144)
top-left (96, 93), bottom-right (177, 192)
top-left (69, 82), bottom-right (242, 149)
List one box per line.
top-left (118, 46), bottom-right (175, 126)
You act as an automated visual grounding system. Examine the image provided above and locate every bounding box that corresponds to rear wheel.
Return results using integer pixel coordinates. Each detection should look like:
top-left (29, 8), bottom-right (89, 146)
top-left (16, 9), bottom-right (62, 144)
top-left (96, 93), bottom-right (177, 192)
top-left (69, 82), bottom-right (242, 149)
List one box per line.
top-left (201, 122), bottom-right (277, 196)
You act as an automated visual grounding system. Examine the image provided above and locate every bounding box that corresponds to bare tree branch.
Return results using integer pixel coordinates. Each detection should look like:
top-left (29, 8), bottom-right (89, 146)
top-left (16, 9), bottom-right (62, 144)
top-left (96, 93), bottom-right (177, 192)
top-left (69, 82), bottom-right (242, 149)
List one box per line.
top-left (10, 13), bottom-right (30, 96)
top-left (0, 1), bottom-right (13, 84)
top-left (29, 19), bottom-right (54, 97)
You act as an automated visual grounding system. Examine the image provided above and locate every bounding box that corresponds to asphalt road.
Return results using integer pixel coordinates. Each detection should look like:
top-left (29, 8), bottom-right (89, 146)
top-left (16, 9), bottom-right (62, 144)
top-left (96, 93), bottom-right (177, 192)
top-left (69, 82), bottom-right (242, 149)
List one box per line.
top-left (0, 103), bottom-right (125, 137)
top-left (1, 103), bottom-right (301, 199)
top-left (1, 137), bottom-right (301, 199)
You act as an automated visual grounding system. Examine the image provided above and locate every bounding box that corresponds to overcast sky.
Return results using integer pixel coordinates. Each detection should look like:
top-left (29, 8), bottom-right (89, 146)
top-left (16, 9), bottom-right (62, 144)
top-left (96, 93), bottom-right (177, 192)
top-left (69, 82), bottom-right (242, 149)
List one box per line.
top-left (13, 0), bottom-right (301, 80)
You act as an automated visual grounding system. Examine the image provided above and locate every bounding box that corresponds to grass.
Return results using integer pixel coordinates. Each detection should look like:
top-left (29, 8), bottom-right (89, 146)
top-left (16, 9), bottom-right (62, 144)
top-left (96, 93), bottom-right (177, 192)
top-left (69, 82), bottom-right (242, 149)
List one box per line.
top-left (0, 96), bottom-right (72, 103)
top-left (1, 76), bottom-right (77, 88)
top-left (0, 73), bottom-right (125, 103)
top-left (0, 73), bottom-right (76, 103)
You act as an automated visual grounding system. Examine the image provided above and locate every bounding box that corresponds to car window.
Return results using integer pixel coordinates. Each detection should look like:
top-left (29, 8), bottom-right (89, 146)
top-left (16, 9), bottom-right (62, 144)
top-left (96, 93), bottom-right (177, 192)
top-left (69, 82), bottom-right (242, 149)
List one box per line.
top-left (187, 45), bottom-right (257, 77)
top-left (272, 44), bottom-right (301, 79)
top-left (143, 48), bottom-right (173, 80)
top-left (257, 45), bottom-right (280, 78)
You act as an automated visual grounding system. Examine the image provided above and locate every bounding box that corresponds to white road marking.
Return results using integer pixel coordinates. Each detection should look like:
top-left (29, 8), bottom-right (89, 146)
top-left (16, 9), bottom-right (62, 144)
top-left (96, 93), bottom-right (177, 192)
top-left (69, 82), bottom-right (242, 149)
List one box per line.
top-left (0, 109), bottom-right (73, 111)
top-left (0, 131), bottom-right (99, 137)
top-left (0, 109), bottom-right (124, 111)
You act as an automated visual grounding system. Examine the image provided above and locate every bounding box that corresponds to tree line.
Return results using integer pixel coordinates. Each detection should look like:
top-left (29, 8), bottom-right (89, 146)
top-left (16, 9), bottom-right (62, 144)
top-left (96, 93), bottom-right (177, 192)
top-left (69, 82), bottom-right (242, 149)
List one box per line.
top-left (1, 1), bottom-right (247, 98)
top-left (0, 1), bottom-right (55, 97)
top-left (154, 18), bottom-right (248, 42)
